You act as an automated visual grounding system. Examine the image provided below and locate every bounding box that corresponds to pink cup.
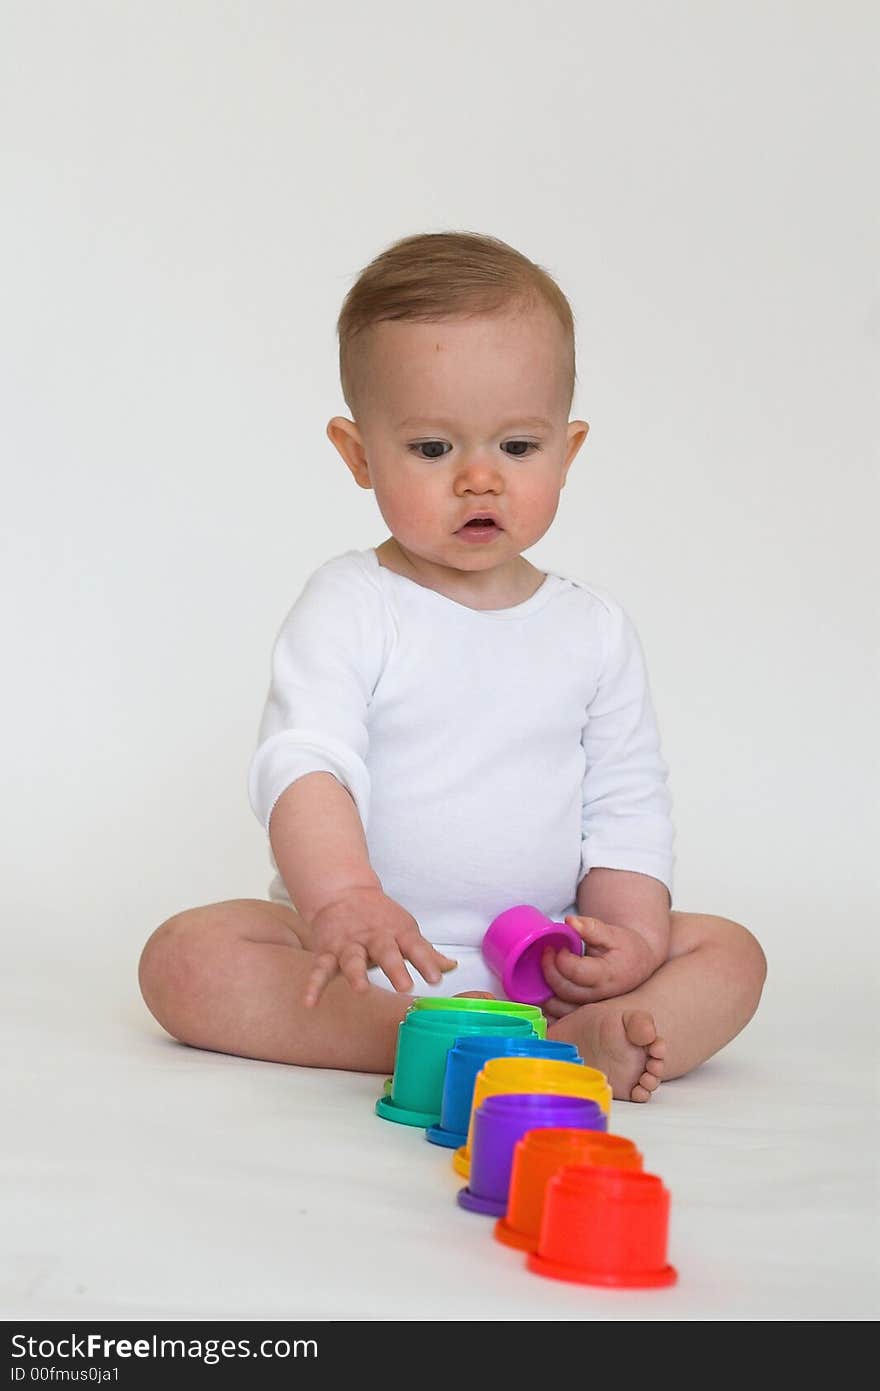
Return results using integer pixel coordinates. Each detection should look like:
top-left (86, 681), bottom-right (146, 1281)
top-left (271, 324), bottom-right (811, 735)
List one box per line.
top-left (482, 905), bottom-right (583, 1005)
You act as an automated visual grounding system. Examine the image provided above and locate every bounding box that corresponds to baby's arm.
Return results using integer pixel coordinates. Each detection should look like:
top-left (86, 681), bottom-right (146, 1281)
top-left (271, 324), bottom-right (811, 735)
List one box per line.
top-left (250, 560), bottom-right (455, 1005)
top-left (577, 866), bottom-right (670, 966)
top-left (270, 771), bottom-right (382, 937)
top-left (544, 595), bottom-right (674, 1007)
top-left (270, 772), bottom-right (457, 1005)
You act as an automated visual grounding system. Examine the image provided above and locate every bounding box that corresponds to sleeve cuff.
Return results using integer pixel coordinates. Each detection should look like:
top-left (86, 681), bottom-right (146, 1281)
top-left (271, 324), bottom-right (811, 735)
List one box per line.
top-left (580, 840), bottom-right (674, 902)
top-left (248, 730), bottom-right (371, 832)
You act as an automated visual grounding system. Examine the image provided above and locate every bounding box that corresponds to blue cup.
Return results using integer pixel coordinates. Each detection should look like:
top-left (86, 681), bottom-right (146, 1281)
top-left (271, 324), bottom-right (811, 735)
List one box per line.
top-left (426, 1035), bottom-right (582, 1148)
top-left (458, 1092), bottom-right (607, 1217)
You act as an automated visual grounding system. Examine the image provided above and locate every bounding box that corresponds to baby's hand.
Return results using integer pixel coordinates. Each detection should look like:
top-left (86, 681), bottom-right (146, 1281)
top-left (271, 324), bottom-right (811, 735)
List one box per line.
top-left (302, 886), bottom-right (458, 1007)
top-left (541, 915), bottom-right (659, 1017)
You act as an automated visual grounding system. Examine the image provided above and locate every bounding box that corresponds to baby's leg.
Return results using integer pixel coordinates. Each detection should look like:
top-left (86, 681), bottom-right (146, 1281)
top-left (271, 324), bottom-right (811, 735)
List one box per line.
top-left (547, 912), bottom-right (767, 1103)
top-left (138, 900), bottom-right (412, 1072)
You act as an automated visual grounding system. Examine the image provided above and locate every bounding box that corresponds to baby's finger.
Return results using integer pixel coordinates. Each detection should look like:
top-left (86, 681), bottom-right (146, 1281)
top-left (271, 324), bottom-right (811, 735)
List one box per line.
top-left (373, 941), bottom-right (415, 994)
top-left (553, 947), bottom-right (606, 989)
top-left (338, 940), bottom-right (371, 994)
top-left (303, 951), bottom-right (339, 1008)
top-left (406, 937), bottom-right (458, 985)
top-left (565, 914), bottom-right (617, 950)
top-left (541, 994), bottom-right (577, 1019)
top-left (541, 948), bottom-right (603, 1002)
top-left (397, 923), bottom-right (457, 967)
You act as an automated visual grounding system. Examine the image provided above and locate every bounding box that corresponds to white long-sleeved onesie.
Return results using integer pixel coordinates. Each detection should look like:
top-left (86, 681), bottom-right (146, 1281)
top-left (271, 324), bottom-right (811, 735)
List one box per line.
top-left (248, 548), bottom-right (674, 996)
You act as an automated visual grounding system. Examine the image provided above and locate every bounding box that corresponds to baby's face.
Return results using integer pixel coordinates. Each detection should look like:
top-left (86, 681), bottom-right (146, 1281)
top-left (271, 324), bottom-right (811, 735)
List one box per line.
top-left (327, 301), bottom-right (588, 588)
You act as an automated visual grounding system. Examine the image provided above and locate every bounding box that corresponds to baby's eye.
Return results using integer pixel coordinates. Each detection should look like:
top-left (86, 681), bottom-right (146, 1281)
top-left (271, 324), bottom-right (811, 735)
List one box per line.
top-left (409, 441), bottom-right (450, 460)
top-left (407, 440), bottom-right (540, 460)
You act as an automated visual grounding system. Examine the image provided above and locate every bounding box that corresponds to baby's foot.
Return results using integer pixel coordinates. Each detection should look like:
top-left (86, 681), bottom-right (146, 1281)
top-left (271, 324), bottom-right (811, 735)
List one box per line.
top-left (562, 1007), bottom-right (666, 1103)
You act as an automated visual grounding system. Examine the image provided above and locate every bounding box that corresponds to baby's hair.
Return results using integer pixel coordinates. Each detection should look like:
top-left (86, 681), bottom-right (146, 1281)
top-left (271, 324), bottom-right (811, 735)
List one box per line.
top-left (335, 230), bottom-right (577, 420)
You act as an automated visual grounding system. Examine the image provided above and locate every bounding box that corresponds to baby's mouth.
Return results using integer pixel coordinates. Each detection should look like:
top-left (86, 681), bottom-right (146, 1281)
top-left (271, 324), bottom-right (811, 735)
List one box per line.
top-left (457, 519), bottom-right (502, 532)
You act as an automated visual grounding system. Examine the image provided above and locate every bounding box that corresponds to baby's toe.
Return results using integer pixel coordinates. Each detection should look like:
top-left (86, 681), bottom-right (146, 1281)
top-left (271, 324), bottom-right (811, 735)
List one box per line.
top-left (638, 1069), bottom-right (661, 1093)
top-left (622, 1009), bottom-right (658, 1049)
top-left (645, 1055), bottom-right (665, 1078)
top-left (630, 1082), bottom-right (653, 1103)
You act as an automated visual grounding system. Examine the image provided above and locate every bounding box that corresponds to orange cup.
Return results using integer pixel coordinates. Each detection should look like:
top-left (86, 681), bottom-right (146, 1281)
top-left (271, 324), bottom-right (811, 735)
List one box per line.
top-left (495, 1129), bottom-right (643, 1252)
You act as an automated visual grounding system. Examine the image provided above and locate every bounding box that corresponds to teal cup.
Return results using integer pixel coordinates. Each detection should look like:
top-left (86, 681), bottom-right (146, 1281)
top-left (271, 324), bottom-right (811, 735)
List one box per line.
top-left (426, 1035), bottom-right (583, 1149)
top-left (375, 1009), bottom-right (536, 1128)
top-left (379, 999), bottom-right (547, 1101)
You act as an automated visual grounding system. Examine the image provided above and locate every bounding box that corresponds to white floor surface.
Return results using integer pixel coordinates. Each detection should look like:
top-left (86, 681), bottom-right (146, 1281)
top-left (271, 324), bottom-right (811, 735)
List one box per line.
top-left (3, 926), bottom-right (877, 1322)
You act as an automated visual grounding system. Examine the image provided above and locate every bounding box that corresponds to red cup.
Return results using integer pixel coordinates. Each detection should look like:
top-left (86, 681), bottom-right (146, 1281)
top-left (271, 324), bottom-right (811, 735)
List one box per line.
top-left (527, 1164), bottom-right (677, 1288)
top-left (495, 1129), bottom-right (643, 1253)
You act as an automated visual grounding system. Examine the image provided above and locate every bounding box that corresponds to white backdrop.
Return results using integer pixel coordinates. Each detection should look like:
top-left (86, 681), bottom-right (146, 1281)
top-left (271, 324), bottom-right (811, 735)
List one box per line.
top-left (2, 1), bottom-right (877, 1005)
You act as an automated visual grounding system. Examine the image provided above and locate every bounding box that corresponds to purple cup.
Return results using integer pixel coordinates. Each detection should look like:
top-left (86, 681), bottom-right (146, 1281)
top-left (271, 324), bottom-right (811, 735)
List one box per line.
top-left (481, 905), bottom-right (583, 1005)
top-left (457, 1092), bottom-right (607, 1217)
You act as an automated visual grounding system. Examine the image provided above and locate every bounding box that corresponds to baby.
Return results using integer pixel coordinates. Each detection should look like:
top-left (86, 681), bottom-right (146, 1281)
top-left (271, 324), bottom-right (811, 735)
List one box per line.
top-left (138, 230), bottom-right (766, 1102)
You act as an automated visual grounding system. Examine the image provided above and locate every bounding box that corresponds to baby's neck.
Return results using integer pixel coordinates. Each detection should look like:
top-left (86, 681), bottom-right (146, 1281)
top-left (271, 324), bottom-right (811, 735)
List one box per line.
top-left (374, 537), bottom-right (545, 611)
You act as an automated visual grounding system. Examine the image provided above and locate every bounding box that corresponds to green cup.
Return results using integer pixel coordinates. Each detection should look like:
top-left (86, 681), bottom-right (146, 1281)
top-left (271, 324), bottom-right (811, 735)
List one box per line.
top-left (410, 996), bottom-right (548, 1040)
top-left (375, 1009), bottom-right (536, 1127)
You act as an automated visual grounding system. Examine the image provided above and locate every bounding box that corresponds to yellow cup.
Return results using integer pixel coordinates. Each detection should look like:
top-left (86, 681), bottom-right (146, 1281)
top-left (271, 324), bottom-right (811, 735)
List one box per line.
top-left (452, 1056), bottom-right (612, 1179)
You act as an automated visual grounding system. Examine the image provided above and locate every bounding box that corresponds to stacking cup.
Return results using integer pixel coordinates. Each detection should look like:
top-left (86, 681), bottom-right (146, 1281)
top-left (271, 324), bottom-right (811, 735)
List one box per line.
top-left (380, 997), bottom-right (548, 1099)
top-left (482, 904), bottom-right (583, 1004)
top-left (426, 1036), bottom-right (581, 1148)
top-left (458, 1093), bottom-right (606, 1217)
top-left (495, 1129), bottom-right (644, 1252)
top-left (453, 1056), bottom-right (612, 1178)
top-left (410, 996), bottom-right (548, 1039)
top-left (375, 1008), bottom-right (535, 1127)
top-left (527, 1166), bottom-right (677, 1288)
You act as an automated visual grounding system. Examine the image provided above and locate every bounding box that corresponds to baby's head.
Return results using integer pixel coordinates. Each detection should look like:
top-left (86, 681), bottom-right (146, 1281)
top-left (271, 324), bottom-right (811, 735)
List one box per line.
top-left (327, 231), bottom-right (589, 592)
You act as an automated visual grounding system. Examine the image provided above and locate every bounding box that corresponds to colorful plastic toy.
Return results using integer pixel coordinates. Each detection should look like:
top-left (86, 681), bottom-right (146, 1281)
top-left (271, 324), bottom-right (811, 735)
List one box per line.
top-left (453, 1055), bottom-right (613, 1178)
top-left (410, 996), bottom-right (548, 1038)
top-left (482, 904), bottom-right (583, 1004)
top-left (379, 996), bottom-right (547, 1102)
top-left (366, 940), bottom-right (679, 1288)
top-left (495, 1129), bottom-right (644, 1252)
top-left (527, 1166), bottom-right (677, 1288)
top-left (375, 1008), bottom-right (535, 1128)
top-left (457, 1094), bottom-right (606, 1216)
top-left (426, 1035), bottom-right (582, 1149)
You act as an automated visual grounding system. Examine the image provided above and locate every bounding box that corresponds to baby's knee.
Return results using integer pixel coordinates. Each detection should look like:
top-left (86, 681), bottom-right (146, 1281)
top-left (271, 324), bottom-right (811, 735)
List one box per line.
top-left (672, 910), bottom-right (767, 989)
top-left (712, 915), bottom-right (768, 991)
top-left (731, 919), bottom-right (766, 982)
top-left (138, 908), bottom-right (220, 1034)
